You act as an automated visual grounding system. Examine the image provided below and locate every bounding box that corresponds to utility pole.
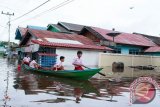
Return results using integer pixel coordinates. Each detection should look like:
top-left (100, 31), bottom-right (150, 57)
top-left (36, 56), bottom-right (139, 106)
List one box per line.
top-left (1, 11), bottom-right (14, 50)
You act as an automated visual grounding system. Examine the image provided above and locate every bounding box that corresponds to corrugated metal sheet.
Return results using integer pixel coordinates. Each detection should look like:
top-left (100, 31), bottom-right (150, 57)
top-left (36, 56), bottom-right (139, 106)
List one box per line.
top-left (28, 29), bottom-right (95, 45)
top-left (31, 40), bottom-right (113, 51)
top-left (91, 27), bottom-right (157, 47)
top-left (58, 22), bottom-right (84, 32)
top-left (27, 25), bottom-right (47, 30)
top-left (134, 32), bottom-right (160, 46)
top-left (48, 24), bottom-right (71, 33)
top-left (145, 46), bottom-right (160, 52)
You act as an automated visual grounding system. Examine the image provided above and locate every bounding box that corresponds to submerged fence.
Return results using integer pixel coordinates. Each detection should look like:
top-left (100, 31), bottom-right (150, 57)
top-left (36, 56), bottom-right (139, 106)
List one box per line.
top-left (98, 53), bottom-right (160, 67)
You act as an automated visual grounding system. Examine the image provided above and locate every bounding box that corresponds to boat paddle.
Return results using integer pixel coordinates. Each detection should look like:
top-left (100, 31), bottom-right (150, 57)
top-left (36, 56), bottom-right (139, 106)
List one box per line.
top-left (83, 66), bottom-right (106, 76)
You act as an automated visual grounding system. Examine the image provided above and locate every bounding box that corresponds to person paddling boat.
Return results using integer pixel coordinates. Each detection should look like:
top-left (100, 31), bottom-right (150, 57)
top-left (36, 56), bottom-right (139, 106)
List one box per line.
top-left (73, 51), bottom-right (86, 70)
top-left (22, 54), bottom-right (30, 65)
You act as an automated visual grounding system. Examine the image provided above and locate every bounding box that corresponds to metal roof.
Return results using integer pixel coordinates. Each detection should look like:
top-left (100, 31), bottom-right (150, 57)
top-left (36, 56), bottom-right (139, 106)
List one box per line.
top-left (21, 29), bottom-right (113, 51)
top-left (28, 29), bottom-right (95, 45)
top-left (27, 25), bottom-right (47, 30)
top-left (32, 40), bottom-right (112, 51)
top-left (58, 22), bottom-right (84, 32)
top-left (91, 27), bottom-right (157, 47)
top-left (144, 46), bottom-right (160, 52)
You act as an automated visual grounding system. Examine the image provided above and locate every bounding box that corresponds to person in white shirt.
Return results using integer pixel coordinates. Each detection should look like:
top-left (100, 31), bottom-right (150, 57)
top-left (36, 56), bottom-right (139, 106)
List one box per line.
top-left (72, 51), bottom-right (85, 70)
top-left (53, 56), bottom-right (65, 71)
top-left (29, 58), bottom-right (39, 69)
top-left (23, 54), bottom-right (31, 65)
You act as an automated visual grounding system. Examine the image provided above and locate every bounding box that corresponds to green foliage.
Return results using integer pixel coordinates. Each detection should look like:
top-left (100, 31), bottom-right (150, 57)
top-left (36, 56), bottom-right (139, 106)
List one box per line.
top-left (0, 41), bottom-right (18, 47)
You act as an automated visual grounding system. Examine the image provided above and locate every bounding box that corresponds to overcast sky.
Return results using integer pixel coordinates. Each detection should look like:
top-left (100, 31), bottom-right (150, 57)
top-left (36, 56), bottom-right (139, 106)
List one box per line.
top-left (0, 0), bottom-right (160, 43)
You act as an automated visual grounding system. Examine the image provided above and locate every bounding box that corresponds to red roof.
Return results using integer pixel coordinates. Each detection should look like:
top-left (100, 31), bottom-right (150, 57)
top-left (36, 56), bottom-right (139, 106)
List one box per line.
top-left (28, 29), bottom-right (94, 45)
top-left (31, 40), bottom-right (113, 51)
top-left (91, 27), bottom-right (157, 47)
top-left (145, 46), bottom-right (160, 52)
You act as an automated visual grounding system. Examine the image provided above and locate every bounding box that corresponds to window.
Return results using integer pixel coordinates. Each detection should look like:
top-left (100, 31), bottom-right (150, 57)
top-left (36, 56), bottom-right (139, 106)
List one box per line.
top-left (114, 48), bottom-right (121, 54)
top-left (129, 49), bottom-right (140, 55)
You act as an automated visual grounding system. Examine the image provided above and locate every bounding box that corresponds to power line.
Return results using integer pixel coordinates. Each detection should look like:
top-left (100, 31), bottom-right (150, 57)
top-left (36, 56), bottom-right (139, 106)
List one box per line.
top-left (16, 0), bottom-right (75, 24)
top-left (32, 0), bottom-right (74, 18)
top-left (11, 0), bottom-right (51, 22)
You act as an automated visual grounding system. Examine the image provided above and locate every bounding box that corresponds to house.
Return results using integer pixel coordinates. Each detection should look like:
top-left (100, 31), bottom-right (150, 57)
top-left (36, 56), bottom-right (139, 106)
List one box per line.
top-left (80, 26), bottom-right (157, 55)
top-left (47, 22), bottom-right (84, 34)
top-left (19, 29), bottom-right (113, 67)
top-left (133, 33), bottom-right (160, 56)
top-left (15, 27), bottom-right (28, 41)
top-left (15, 25), bottom-right (47, 41)
top-left (27, 25), bottom-right (47, 30)
top-left (144, 47), bottom-right (160, 56)
top-left (133, 32), bottom-right (160, 46)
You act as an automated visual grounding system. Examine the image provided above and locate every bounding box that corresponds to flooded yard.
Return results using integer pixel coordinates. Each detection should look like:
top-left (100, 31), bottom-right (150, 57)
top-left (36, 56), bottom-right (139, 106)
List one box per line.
top-left (0, 58), bottom-right (160, 107)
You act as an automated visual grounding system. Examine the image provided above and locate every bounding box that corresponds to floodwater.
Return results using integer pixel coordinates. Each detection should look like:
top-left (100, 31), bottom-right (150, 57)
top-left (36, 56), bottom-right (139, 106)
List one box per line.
top-left (0, 58), bottom-right (160, 107)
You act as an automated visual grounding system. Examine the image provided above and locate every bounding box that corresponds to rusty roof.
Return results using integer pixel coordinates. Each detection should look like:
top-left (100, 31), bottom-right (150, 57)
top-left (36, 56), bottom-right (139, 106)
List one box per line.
top-left (133, 32), bottom-right (160, 46)
top-left (32, 40), bottom-right (113, 51)
top-left (90, 27), bottom-right (157, 47)
top-left (21, 29), bottom-right (113, 51)
top-left (144, 46), bottom-right (160, 52)
top-left (28, 29), bottom-right (95, 45)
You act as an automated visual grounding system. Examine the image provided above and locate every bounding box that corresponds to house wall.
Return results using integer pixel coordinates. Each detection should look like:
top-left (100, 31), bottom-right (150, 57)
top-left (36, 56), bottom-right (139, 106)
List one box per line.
top-left (114, 45), bottom-right (143, 55)
top-left (83, 31), bottom-right (100, 42)
top-left (99, 53), bottom-right (160, 67)
top-left (144, 52), bottom-right (160, 56)
top-left (82, 31), bottom-right (143, 55)
top-left (56, 48), bottom-right (103, 67)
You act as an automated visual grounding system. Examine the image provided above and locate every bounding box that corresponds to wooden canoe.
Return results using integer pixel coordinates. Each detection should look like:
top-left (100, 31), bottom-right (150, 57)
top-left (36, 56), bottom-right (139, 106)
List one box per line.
top-left (22, 64), bottom-right (103, 80)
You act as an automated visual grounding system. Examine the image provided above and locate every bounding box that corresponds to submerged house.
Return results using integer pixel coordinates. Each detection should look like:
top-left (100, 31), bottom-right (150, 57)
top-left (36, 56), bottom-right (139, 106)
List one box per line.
top-left (133, 33), bottom-right (160, 56)
top-left (19, 29), bottom-right (112, 67)
top-left (80, 27), bottom-right (157, 55)
top-left (15, 25), bottom-right (47, 41)
top-left (144, 47), bottom-right (160, 56)
top-left (47, 22), bottom-right (84, 34)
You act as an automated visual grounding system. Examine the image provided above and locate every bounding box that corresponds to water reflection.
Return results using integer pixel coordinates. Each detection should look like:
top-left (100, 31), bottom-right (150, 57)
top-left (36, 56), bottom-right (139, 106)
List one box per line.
top-left (13, 69), bottom-right (136, 105)
top-left (13, 70), bottom-right (100, 103)
top-left (1, 58), bottom-right (160, 107)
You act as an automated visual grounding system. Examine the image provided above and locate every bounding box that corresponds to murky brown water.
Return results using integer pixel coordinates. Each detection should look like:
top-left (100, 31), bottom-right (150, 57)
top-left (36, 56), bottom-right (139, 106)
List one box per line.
top-left (0, 58), bottom-right (160, 107)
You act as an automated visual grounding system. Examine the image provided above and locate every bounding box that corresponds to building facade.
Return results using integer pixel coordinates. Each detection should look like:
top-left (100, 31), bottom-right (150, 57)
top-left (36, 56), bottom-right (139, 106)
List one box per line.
top-left (18, 29), bottom-right (112, 67)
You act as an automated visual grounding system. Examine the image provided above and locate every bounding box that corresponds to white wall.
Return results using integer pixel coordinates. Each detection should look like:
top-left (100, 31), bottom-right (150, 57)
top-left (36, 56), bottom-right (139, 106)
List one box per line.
top-left (56, 48), bottom-right (103, 67)
top-left (99, 53), bottom-right (160, 67)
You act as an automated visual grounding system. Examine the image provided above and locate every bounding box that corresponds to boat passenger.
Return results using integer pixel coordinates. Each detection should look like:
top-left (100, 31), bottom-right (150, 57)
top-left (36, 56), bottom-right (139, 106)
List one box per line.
top-left (22, 54), bottom-right (30, 65)
top-left (29, 58), bottom-right (40, 69)
top-left (72, 51), bottom-right (85, 70)
top-left (53, 56), bottom-right (65, 71)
